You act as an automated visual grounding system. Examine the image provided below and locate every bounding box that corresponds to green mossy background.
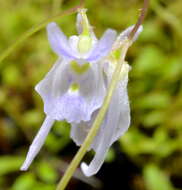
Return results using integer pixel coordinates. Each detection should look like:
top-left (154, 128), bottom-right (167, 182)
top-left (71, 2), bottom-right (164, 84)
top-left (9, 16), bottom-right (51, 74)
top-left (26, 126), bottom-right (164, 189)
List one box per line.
top-left (0, 0), bottom-right (181, 189)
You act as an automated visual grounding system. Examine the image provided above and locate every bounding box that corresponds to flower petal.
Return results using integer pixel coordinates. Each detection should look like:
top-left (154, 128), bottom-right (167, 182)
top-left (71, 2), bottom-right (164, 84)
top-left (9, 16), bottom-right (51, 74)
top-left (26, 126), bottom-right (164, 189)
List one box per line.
top-left (35, 59), bottom-right (70, 120)
top-left (70, 122), bottom-right (89, 147)
top-left (69, 35), bottom-right (80, 55)
top-left (70, 110), bottom-right (98, 148)
top-left (20, 116), bottom-right (54, 171)
top-left (87, 29), bottom-right (117, 62)
top-left (81, 84), bottom-right (121, 176)
top-left (54, 92), bottom-right (88, 123)
top-left (111, 75), bottom-right (130, 143)
top-left (79, 63), bottom-right (106, 117)
top-left (60, 63), bottom-right (105, 123)
top-left (47, 22), bottom-right (76, 59)
top-left (36, 59), bottom-right (106, 123)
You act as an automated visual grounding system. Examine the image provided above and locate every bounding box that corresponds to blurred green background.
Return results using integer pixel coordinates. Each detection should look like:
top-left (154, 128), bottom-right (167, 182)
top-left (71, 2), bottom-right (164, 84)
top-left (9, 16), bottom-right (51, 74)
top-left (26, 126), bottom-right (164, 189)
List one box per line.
top-left (0, 0), bottom-right (182, 189)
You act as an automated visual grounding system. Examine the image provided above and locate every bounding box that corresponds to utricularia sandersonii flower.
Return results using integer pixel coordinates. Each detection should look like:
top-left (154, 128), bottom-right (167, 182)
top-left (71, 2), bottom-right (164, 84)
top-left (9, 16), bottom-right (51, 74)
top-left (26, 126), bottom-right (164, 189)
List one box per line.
top-left (21, 8), bottom-right (143, 177)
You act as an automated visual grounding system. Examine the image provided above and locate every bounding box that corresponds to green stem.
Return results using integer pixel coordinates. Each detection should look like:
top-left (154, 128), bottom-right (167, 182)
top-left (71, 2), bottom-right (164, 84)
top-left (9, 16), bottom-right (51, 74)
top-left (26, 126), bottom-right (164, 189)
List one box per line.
top-left (0, 4), bottom-right (83, 65)
top-left (56, 41), bottom-right (130, 190)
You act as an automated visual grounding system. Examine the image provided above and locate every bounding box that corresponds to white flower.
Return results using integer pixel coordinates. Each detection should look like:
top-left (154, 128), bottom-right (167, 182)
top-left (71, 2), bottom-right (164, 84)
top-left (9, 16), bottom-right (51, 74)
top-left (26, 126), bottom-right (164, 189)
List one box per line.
top-left (20, 8), bottom-right (143, 177)
top-left (21, 9), bottom-right (116, 171)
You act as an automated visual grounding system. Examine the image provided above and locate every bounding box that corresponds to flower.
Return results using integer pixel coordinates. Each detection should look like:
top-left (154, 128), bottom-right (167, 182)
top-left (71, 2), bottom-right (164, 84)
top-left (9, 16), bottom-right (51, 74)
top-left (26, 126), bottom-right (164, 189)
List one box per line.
top-left (20, 8), bottom-right (143, 177)
top-left (21, 9), bottom-right (116, 171)
top-left (38, 9), bottom-right (117, 124)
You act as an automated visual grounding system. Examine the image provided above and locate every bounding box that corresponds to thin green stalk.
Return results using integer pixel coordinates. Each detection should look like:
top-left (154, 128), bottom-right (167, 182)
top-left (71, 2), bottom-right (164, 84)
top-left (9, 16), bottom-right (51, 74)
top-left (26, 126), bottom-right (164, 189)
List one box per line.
top-left (56, 41), bottom-right (130, 190)
top-left (0, 3), bottom-right (83, 64)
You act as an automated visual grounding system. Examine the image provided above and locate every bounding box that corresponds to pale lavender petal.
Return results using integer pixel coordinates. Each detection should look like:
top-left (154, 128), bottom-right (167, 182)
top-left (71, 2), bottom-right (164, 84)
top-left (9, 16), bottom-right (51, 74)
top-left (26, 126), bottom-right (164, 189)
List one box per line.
top-left (87, 29), bottom-right (117, 62)
top-left (35, 59), bottom-right (69, 120)
top-left (70, 122), bottom-right (89, 146)
top-left (69, 35), bottom-right (79, 55)
top-left (79, 63), bottom-right (106, 114)
top-left (54, 93), bottom-right (87, 123)
top-left (70, 110), bottom-right (98, 148)
top-left (35, 59), bottom-right (60, 103)
top-left (47, 22), bottom-right (76, 59)
top-left (111, 75), bottom-right (130, 143)
top-left (81, 85), bottom-right (120, 177)
top-left (56, 63), bottom-right (105, 123)
top-left (103, 62), bottom-right (131, 144)
top-left (21, 116), bottom-right (54, 171)
top-left (36, 60), bottom-right (106, 123)
top-left (81, 64), bottom-right (131, 177)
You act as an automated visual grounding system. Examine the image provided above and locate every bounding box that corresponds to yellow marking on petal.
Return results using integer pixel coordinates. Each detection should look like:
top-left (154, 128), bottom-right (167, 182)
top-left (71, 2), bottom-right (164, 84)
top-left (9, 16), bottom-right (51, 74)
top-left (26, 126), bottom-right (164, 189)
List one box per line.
top-left (69, 83), bottom-right (79, 92)
top-left (70, 61), bottom-right (90, 74)
top-left (112, 49), bottom-right (121, 60)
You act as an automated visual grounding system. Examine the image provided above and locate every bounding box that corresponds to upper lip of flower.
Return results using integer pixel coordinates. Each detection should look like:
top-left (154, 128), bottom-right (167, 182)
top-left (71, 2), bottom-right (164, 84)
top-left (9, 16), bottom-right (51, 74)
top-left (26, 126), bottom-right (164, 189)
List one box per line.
top-left (46, 22), bottom-right (117, 63)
